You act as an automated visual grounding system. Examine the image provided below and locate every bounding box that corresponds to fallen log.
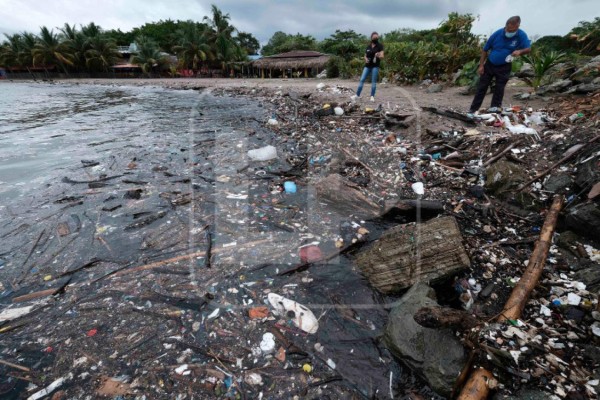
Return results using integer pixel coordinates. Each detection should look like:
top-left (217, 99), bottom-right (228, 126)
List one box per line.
top-left (498, 195), bottom-right (564, 322)
top-left (414, 306), bottom-right (480, 331)
top-left (456, 195), bottom-right (563, 399)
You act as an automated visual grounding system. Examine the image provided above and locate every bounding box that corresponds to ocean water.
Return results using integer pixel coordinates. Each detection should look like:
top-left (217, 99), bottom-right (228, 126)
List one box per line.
top-left (0, 82), bottom-right (438, 399)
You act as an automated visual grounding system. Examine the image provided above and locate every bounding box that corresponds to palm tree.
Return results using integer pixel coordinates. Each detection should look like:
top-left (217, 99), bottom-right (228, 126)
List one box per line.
top-left (80, 22), bottom-right (102, 39)
top-left (59, 23), bottom-right (88, 71)
top-left (172, 25), bottom-right (212, 73)
top-left (85, 36), bottom-right (121, 72)
top-left (18, 32), bottom-right (37, 68)
top-left (0, 34), bottom-right (23, 68)
top-left (204, 4), bottom-right (240, 70)
top-left (33, 26), bottom-right (74, 74)
top-left (130, 36), bottom-right (168, 76)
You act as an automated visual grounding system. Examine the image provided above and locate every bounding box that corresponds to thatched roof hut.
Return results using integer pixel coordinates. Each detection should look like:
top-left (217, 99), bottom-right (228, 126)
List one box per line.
top-left (252, 51), bottom-right (330, 71)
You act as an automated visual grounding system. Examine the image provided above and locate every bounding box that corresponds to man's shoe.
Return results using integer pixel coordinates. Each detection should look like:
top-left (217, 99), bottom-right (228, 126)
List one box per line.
top-left (487, 107), bottom-right (500, 113)
top-left (370, 96), bottom-right (375, 102)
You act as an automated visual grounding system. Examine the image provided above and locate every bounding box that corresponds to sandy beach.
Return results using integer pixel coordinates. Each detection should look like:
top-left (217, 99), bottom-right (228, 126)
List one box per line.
top-left (32, 77), bottom-right (550, 111)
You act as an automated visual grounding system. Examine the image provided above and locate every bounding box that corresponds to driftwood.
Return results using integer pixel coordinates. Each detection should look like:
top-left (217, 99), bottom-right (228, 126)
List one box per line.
top-left (113, 239), bottom-right (272, 277)
top-left (456, 195), bottom-right (563, 399)
top-left (0, 359), bottom-right (30, 372)
top-left (482, 140), bottom-right (523, 167)
top-left (516, 135), bottom-right (599, 192)
top-left (356, 216), bottom-right (470, 293)
top-left (498, 195), bottom-right (564, 322)
top-left (423, 107), bottom-right (477, 125)
top-left (457, 369), bottom-right (494, 400)
top-left (315, 174), bottom-right (381, 219)
top-left (13, 289), bottom-right (57, 303)
top-left (414, 306), bottom-right (480, 331)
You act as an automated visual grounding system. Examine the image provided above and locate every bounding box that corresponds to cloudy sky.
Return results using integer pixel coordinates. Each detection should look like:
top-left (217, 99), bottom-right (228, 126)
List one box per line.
top-left (0, 0), bottom-right (598, 45)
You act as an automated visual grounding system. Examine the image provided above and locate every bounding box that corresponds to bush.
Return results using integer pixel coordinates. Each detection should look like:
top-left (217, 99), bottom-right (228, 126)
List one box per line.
top-left (381, 13), bottom-right (480, 83)
top-left (455, 59), bottom-right (479, 89)
top-left (325, 56), bottom-right (341, 78)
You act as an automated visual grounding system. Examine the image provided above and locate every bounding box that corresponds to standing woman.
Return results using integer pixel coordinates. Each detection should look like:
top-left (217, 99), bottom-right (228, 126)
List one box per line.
top-left (353, 32), bottom-right (384, 102)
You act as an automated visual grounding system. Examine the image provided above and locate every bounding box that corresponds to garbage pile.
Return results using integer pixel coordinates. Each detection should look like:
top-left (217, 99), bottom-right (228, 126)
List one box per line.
top-left (0, 80), bottom-right (599, 399)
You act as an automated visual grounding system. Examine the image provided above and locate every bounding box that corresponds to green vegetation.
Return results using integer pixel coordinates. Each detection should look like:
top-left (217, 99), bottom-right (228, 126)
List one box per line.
top-left (260, 32), bottom-right (318, 56)
top-left (522, 50), bottom-right (567, 88)
top-left (0, 4), bottom-right (257, 75)
top-left (383, 13), bottom-right (480, 82)
top-left (2, 7), bottom-right (598, 80)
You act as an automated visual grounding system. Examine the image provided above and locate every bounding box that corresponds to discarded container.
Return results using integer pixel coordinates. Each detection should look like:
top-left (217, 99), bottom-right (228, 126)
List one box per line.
top-left (316, 83), bottom-right (325, 90)
top-left (259, 332), bottom-right (276, 353)
top-left (411, 182), bottom-right (425, 195)
top-left (284, 181), bottom-right (297, 193)
top-left (248, 145), bottom-right (278, 161)
top-left (334, 107), bottom-right (344, 116)
top-left (267, 118), bottom-right (279, 126)
top-left (267, 293), bottom-right (319, 334)
top-left (569, 112), bottom-right (584, 122)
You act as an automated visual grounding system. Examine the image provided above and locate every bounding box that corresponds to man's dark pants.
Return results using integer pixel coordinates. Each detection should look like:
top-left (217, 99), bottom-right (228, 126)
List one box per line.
top-left (469, 60), bottom-right (512, 112)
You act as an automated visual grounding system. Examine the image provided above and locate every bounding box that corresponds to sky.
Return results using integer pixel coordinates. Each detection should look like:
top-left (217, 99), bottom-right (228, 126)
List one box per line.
top-left (0, 0), bottom-right (598, 45)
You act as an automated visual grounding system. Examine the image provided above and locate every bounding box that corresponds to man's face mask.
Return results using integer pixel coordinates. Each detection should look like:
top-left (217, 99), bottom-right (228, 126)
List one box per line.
top-left (505, 30), bottom-right (517, 38)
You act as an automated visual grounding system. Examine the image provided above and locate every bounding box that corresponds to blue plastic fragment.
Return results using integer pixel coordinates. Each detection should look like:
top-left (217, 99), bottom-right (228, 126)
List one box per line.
top-left (284, 181), bottom-right (297, 194)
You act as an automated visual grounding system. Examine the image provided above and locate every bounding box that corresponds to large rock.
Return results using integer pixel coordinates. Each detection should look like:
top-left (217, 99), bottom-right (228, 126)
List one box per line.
top-left (356, 216), bottom-right (470, 293)
top-left (541, 62), bottom-right (576, 86)
top-left (537, 79), bottom-right (573, 95)
top-left (516, 62), bottom-right (534, 78)
top-left (570, 55), bottom-right (600, 84)
top-left (574, 82), bottom-right (600, 94)
top-left (565, 202), bottom-right (600, 241)
top-left (543, 173), bottom-right (574, 193)
top-left (384, 283), bottom-right (466, 396)
top-left (426, 83), bottom-right (443, 93)
top-left (573, 262), bottom-right (600, 294)
top-left (575, 154), bottom-right (599, 189)
top-left (485, 161), bottom-right (527, 195)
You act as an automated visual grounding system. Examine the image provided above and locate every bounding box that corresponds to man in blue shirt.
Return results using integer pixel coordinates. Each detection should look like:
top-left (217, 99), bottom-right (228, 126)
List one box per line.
top-left (468, 16), bottom-right (531, 114)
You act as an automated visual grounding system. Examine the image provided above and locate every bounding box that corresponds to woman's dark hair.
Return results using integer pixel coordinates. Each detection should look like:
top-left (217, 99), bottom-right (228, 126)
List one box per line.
top-left (371, 31), bottom-right (379, 38)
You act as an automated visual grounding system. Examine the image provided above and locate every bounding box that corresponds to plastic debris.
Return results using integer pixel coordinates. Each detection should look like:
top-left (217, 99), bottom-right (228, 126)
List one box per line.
top-left (248, 145), bottom-right (278, 161)
top-left (267, 293), bottom-right (319, 334)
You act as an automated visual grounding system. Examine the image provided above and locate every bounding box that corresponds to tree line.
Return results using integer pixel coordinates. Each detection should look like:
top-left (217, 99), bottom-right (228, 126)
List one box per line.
top-left (0, 5), bottom-right (258, 75)
top-left (2, 6), bottom-right (598, 80)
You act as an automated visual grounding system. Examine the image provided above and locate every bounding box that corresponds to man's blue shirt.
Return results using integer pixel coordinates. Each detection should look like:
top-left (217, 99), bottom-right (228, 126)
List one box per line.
top-left (484, 28), bottom-right (531, 65)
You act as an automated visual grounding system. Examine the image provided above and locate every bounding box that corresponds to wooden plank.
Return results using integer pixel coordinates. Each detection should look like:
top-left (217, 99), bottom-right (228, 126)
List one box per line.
top-left (356, 216), bottom-right (470, 293)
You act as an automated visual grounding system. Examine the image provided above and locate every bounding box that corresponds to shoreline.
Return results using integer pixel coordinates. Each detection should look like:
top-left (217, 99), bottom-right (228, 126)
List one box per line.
top-left (1, 77), bottom-right (549, 112)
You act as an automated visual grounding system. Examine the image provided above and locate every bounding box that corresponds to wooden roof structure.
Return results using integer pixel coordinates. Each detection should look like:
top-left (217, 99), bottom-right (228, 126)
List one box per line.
top-left (252, 51), bottom-right (330, 70)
